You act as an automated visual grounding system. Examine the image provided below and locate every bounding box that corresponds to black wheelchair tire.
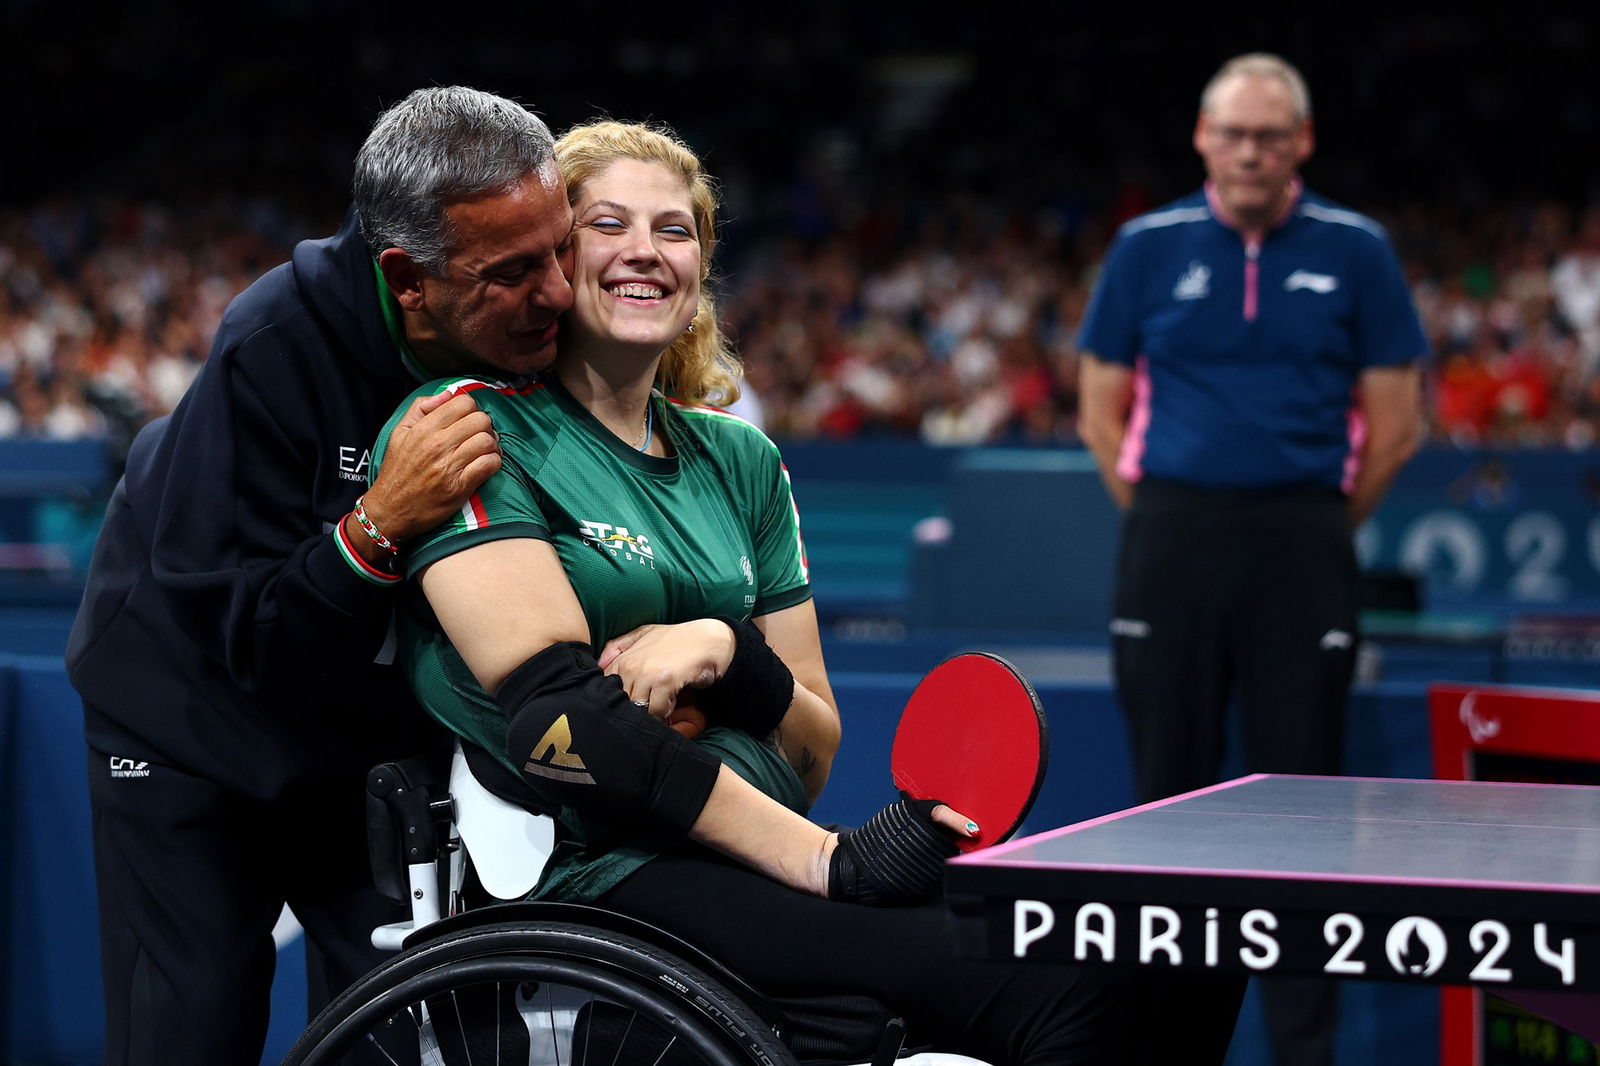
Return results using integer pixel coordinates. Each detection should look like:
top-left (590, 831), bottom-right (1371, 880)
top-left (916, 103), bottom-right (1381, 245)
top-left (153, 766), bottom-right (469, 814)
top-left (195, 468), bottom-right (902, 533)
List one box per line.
top-left (281, 920), bottom-right (798, 1066)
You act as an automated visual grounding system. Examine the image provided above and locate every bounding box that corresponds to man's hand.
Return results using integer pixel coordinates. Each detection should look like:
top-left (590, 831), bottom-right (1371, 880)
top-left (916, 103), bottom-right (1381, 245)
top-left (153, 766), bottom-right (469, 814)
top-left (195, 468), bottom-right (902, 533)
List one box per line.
top-left (1077, 354), bottom-right (1137, 509)
top-left (362, 391), bottom-right (502, 544)
top-left (1347, 364), bottom-right (1423, 528)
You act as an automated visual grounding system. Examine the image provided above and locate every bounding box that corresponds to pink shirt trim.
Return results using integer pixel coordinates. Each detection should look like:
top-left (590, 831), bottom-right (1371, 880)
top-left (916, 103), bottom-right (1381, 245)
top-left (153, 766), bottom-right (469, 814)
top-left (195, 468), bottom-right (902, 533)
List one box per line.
top-left (1203, 178), bottom-right (1303, 235)
top-left (1115, 356), bottom-right (1152, 482)
top-left (1343, 392), bottom-right (1367, 494)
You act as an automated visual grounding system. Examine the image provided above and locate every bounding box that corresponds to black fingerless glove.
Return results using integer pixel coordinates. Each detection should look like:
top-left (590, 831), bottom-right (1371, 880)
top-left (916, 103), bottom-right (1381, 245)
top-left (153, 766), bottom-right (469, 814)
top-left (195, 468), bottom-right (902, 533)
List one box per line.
top-left (827, 798), bottom-right (959, 906)
top-left (694, 617), bottom-right (794, 737)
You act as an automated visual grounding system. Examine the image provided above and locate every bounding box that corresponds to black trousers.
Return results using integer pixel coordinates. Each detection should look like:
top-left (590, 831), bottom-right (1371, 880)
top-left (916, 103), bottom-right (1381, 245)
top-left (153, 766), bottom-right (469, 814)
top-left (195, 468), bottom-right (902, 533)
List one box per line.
top-left (1110, 478), bottom-right (1359, 1066)
top-left (85, 741), bottom-right (410, 1066)
top-left (603, 849), bottom-right (1245, 1066)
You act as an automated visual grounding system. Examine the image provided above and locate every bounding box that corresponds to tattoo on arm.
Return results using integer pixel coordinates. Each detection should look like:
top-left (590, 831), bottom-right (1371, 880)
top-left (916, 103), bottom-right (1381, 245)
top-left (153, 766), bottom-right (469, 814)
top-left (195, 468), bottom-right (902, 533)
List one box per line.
top-left (769, 728), bottom-right (816, 779)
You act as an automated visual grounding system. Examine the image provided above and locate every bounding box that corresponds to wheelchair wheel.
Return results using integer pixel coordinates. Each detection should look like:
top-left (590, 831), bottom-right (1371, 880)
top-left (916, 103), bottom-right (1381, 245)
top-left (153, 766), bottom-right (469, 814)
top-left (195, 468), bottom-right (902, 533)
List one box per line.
top-left (282, 920), bottom-right (797, 1066)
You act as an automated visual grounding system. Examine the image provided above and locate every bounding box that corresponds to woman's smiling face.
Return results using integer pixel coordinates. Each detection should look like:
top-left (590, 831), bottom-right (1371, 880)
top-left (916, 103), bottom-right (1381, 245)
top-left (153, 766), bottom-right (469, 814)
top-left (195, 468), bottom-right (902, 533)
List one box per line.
top-left (566, 157), bottom-right (702, 357)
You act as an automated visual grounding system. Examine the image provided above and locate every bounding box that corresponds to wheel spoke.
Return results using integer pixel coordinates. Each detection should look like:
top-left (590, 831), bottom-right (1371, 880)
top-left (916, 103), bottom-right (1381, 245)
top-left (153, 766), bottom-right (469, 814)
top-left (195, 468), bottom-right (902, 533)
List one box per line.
top-left (547, 983), bottom-right (562, 1066)
top-left (289, 925), bottom-right (790, 1066)
top-left (609, 1009), bottom-right (638, 1066)
top-left (451, 989), bottom-right (475, 1066)
top-left (577, 989), bottom-right (593, 1066)
top-left (361, 1032), bottom-right (404, 1066)
top-left (647, 1033), bottom-right (678, 1066)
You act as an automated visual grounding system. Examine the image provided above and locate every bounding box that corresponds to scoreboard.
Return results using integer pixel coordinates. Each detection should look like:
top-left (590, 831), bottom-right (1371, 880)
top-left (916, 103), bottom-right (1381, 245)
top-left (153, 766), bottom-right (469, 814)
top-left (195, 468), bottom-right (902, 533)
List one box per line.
top-left (1430, 683), bottom-right (1600, 1066)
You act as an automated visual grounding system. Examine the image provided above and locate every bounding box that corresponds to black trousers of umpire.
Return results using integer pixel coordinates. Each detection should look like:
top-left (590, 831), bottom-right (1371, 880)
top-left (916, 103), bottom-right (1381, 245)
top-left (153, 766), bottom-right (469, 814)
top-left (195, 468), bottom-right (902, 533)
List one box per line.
top-left (85, 735), bottom-right (412, 1066)
top-left (1110, 477), bottom-right (1359, 1066)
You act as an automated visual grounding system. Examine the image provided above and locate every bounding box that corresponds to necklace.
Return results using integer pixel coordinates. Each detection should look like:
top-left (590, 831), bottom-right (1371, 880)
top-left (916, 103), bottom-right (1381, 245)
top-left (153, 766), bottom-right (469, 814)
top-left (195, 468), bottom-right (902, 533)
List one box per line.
top-left (631, 398), bottom-right (655, 452)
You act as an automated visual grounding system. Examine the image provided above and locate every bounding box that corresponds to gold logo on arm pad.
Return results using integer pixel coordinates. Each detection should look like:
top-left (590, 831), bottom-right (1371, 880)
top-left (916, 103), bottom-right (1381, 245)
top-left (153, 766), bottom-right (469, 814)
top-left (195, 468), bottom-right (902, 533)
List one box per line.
top-left (523, 715), bottom-right (596, 784)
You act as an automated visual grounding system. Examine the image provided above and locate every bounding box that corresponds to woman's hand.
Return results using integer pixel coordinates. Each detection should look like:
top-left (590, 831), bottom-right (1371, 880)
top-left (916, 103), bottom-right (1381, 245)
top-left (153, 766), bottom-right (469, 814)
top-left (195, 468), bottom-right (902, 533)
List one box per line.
top-left (682, 769), bottom-right (975, 902)
top-left (598, 619), bottom-right (735, 727)
top-left (929, 803), bottom-right (980, 840)
top-left (826, 798), bottom-right (980, 905)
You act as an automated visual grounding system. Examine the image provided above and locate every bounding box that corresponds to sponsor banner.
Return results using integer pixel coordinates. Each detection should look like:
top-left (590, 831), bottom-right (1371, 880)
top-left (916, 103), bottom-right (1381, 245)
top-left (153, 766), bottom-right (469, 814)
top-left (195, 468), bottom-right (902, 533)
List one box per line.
top-left (1362, 449), bottom-right (1600, 607)
top-left (979, 897), bottom-right (1587, 990)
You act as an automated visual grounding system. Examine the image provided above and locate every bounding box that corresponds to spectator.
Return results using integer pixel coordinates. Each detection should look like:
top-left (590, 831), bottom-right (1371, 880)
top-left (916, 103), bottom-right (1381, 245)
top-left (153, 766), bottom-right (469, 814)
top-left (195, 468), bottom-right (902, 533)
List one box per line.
top-left (1552, 208), bottom-right (1600, 381)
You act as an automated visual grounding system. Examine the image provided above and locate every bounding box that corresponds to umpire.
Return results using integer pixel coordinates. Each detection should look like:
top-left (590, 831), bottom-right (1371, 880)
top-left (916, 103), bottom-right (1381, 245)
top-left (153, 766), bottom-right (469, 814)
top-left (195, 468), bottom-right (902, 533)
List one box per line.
top-left (1077, 54), bottom-right (1426, 1066)
top-left (66, 87), bottom-right (574, 1064)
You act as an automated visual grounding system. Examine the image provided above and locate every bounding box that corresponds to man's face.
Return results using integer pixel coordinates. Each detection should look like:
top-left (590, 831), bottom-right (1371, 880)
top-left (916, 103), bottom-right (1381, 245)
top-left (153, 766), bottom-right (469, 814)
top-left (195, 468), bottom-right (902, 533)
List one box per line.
top-left (419, 170), bottom-right (576, 377)
top-left (1193, 73), bottom-right (1313, 228)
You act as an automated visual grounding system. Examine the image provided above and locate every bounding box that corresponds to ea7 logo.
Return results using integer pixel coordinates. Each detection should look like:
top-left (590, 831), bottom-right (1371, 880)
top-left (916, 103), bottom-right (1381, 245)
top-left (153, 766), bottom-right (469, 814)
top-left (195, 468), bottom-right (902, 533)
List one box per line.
top-left (337, 446), bottom-right (371, 483)
top-left (109, 756), bottom-right (151, 778)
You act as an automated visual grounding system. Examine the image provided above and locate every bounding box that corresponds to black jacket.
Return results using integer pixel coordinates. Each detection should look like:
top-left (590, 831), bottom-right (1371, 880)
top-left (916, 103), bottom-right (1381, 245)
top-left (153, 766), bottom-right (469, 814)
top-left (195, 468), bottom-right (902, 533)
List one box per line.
top-left (67, 208), bottom-right (438, 798)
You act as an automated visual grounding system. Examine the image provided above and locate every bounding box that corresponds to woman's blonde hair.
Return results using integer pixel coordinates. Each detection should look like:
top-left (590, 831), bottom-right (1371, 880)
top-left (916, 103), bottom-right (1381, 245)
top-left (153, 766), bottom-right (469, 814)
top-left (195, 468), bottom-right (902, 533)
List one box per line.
top-left (554, 119), bottom-right (740, 407)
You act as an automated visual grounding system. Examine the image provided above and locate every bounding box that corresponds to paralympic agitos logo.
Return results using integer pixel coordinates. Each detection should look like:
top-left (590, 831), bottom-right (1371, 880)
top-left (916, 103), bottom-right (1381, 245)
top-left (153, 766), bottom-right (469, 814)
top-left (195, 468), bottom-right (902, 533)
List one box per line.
top-left (1006, 901), bottom-right (1579, 988)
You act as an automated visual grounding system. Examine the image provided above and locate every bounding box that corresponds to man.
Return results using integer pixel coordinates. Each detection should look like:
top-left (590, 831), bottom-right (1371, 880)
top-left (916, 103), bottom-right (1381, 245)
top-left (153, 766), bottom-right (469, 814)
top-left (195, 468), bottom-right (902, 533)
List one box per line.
top-left (1077, 53), bottom-right (1426, 1066)
top-left (65, 86), bottom-right (574, 1064)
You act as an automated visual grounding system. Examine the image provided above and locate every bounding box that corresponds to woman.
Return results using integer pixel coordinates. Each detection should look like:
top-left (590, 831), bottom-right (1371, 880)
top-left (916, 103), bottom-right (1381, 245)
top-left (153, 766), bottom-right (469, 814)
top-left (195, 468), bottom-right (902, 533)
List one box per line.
top-left (369, 121), bottom-right (1146, 1065)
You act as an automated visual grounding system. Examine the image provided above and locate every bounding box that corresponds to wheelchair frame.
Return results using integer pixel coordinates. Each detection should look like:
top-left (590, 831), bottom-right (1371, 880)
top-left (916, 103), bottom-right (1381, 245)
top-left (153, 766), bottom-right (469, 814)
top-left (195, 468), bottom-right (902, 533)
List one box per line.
top-left (282, 747), bottom-right (988, 1066)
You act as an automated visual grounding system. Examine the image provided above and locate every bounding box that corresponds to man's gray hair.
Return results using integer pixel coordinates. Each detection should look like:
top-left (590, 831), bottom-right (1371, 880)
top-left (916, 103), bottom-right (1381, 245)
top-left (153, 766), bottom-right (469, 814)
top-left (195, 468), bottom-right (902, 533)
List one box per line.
top-left (1200, 53), bottom-right (1312, 120)
top-left (354, 86), bottom-right (558, 274)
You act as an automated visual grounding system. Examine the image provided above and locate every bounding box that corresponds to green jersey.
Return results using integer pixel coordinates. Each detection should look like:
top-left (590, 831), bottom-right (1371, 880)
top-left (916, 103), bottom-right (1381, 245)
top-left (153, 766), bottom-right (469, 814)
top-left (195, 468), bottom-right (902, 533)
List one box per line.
top-left (371, 372), bottom-right (812, 900)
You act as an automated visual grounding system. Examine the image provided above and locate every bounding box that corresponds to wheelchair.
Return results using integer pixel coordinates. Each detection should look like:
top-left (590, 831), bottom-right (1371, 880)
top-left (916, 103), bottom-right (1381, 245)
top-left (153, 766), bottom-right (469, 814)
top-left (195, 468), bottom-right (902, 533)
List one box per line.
top-left (281, 743), bottom-right (991, 1066)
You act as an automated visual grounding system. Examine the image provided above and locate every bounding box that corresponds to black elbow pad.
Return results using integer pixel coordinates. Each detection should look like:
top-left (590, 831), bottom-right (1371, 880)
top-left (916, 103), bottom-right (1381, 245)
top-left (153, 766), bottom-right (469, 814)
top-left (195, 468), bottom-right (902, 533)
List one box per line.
top-left (497, 641), bottom-right (721, 837)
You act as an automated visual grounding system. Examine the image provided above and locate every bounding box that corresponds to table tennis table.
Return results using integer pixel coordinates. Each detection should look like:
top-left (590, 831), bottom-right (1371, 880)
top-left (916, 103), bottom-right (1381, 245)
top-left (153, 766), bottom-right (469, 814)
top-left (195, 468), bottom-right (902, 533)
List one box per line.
top-left (946, 774), bottom-right (1600, 1040)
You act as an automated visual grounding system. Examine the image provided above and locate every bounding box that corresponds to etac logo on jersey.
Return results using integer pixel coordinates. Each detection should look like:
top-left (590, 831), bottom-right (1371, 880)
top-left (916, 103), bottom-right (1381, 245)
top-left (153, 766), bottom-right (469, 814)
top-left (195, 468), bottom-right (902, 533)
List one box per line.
top-left (578, 520), bottom-right (656, 568)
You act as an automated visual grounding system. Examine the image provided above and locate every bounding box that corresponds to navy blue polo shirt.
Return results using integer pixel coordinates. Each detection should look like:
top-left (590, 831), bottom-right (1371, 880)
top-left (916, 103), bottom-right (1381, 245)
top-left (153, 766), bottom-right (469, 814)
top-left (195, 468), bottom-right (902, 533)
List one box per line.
top-left (1078, 185), bottom-right (1427, 490)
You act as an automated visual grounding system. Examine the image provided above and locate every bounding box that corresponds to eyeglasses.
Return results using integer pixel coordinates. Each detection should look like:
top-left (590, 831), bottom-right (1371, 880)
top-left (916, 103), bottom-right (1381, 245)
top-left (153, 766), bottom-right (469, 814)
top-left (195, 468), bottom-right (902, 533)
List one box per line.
top-left (1206, 125), bottom-right (1300, 152)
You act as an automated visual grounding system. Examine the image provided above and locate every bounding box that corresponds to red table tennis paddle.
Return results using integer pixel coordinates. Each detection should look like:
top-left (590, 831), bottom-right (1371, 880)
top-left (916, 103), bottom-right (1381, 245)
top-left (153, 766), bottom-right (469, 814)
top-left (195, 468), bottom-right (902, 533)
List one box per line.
top-left (890, 652), bottom-right (1048, 853)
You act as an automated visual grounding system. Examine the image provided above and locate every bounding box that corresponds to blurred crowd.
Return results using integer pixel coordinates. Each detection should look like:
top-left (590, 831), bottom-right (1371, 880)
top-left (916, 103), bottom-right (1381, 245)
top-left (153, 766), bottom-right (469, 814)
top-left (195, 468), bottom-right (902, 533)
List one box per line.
top-left (8, 4), bottom-right (1595, 455)
top-left (4, 192), bottom-right (1599, 453)
top-left (730, 192), bottom-right (1600, 449)
top-left (0, 197), bottom-right (316, 450)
